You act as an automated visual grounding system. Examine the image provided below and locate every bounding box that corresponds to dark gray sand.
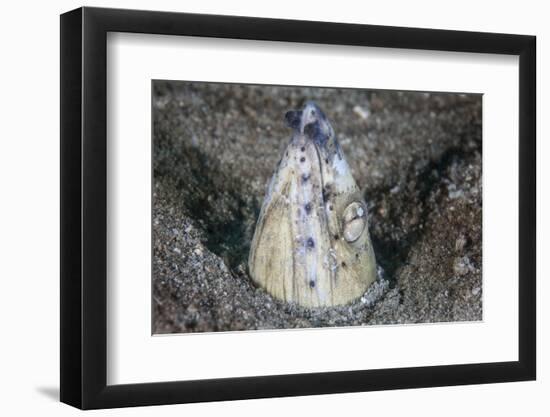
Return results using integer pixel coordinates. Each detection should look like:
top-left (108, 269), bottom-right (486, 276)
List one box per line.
top-left (152, 81), bottom-right (482, 333)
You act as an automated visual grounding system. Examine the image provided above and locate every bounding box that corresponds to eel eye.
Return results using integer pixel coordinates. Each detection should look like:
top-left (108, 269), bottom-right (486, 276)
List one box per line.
top-left (342, 202), bottom-right (366, 243)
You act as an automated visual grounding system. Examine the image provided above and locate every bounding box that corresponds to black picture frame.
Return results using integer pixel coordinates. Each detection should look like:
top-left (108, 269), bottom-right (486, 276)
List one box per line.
top-left (60, 6), bottom-right (536, 410)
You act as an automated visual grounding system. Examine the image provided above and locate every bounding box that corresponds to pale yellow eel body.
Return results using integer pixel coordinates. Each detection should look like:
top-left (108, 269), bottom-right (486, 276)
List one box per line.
top-left (249, 102), bottom-right (377, 307)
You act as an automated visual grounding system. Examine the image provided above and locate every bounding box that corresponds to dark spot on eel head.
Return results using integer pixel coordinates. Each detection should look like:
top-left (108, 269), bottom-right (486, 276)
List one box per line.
top-left (304, 202), bottom-right (312, 214)
top-left (322, 184), bottom-right (332, 202)
top-left (334, 234), bottom-right (339, 240)
top-left (300, 146), bottom-right (306, 152)
top-left (309, 280), bottom-right (316, 288)
top-left (329, 205), bottom-right (333, 211)
top-left (341, 262), bottom-right (347, 268)
top-left (302, 173), bottom-right (310, 183)
top-left (355, 253), bottom-right (360, 259)
top-left (300, 157), bottom-right (306, 163)
top-left (306, 237), bottom-right (315, 248)
top-left (325, 158), bottom-right (329, 164)
top-left (285, 110), bottom-right (302, 130)
top-left (303, 121), bottom-right (320, 139)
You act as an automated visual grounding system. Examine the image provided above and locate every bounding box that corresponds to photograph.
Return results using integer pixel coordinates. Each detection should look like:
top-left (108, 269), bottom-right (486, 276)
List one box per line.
top-left (52, 3), bottom-right (538, 412)
top-left (152, 81), bottom-right (483, 334)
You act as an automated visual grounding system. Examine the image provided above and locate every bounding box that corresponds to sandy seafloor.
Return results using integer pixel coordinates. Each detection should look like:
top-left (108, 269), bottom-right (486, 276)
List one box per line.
top-left (152, 81), bottom-right (482, 334)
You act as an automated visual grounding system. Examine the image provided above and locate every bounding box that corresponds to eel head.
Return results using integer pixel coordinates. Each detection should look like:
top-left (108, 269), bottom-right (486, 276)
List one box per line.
top-left (249, 102), bottom-right (377, 307)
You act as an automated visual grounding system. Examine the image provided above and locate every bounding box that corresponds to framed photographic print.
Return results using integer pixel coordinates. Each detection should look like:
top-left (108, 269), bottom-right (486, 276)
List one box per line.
top-left (60, 6), bottom-right (536, 409)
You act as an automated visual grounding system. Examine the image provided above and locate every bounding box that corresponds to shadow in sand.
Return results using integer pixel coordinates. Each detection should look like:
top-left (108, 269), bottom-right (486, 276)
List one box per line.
top-left (154, 138), bottom-right (259, 272)
top-left (367, 146), bottom-right (479, 287)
